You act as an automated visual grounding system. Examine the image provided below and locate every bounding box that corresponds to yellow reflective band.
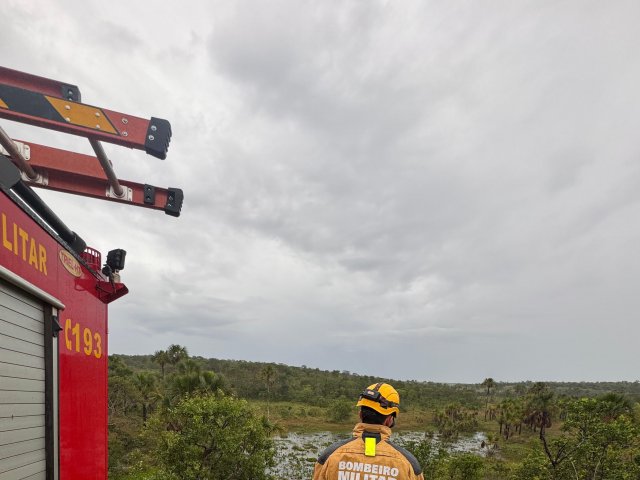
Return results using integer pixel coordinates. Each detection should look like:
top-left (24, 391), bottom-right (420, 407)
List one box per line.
top-left (0, 98), bottom-right (7, 109)
top-left (45, 96), bottom-right (117, 134)
top-left (365, 437), bottom-right (376, 457)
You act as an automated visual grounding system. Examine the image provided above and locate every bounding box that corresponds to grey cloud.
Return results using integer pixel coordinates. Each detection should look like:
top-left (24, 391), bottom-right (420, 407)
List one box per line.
top-left (4, 0), bottom-right (640, 381)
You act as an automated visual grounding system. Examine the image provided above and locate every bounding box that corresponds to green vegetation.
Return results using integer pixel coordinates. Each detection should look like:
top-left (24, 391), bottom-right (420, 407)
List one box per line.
top-left (109, 348), bottom-right (275, 480)
top-left (404, 440), bottom-right (485, 480)
top-left (108, 347), bottom-right (640, 479)
top-left (145, 395), bottom-right (276, 480)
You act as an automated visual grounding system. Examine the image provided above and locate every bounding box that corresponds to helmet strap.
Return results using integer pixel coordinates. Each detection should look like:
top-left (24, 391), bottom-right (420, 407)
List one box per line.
top-left (384, 414), bottom-right (396, 428)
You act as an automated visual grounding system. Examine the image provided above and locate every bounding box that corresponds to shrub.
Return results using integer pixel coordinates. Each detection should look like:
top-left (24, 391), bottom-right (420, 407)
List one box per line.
top-left (145, 394), bottom-right (276, 480)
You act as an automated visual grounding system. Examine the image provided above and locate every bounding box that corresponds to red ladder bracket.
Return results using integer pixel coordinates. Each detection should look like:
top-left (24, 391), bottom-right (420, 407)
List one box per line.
top-left (96, 281), bottom-right (129, 304)
top-left (0, 68), bottom-right (171, 159)
top-left (8, 140), bottom-right (183, 216)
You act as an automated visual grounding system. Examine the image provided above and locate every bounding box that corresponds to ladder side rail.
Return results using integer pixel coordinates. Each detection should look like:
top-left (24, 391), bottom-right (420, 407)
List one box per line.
top-left (13, 140), bottom-right (182, 216)
top-left (0, 66), bottom-right (81, 101)
top-left (0, 82), bottom-right (171, 159)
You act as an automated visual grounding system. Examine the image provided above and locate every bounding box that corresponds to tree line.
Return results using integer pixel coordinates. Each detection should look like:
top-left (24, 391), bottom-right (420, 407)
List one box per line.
top-left (114, 353), bottom-right (640, 410)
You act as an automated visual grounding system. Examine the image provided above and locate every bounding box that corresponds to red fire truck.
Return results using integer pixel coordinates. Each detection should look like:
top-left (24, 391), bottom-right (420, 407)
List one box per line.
top-left (0, 67), bottom-right (182, 479)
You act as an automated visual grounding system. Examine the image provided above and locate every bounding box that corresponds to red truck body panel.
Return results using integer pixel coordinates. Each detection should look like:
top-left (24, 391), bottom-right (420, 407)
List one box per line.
top-left (1, 189), bottom-right (110, 479)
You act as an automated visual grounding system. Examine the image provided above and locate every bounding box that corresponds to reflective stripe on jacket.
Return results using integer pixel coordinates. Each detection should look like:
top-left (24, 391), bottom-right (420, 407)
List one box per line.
top-left (312, 423), bottom-right (424, 480)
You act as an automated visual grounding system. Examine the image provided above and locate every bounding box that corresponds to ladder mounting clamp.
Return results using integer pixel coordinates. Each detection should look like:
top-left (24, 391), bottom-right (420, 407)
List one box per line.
top-left (106, 185), bottom-right (132, 201)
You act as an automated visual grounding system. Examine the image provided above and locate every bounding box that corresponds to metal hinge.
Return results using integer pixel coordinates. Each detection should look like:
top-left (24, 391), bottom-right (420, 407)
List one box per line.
top-left (52, 315), bottom-right (62, 338)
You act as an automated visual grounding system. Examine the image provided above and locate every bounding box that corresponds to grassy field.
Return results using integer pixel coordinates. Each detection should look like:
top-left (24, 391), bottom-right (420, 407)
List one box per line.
top-left (249, 399), bottom-right (439, 432)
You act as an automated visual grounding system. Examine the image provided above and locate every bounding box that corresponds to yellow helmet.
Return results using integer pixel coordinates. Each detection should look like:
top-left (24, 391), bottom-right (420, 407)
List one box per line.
top-left (356, 382), bottom-right (400, 417)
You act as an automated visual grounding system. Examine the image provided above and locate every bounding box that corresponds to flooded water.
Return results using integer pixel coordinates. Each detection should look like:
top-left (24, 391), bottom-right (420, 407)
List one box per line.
top-left (271, 430), bottom-right (487, 480)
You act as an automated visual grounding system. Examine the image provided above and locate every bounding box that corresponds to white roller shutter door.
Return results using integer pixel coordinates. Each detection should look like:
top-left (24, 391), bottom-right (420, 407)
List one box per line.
top-left (0, 278), bottom-right (46, 480)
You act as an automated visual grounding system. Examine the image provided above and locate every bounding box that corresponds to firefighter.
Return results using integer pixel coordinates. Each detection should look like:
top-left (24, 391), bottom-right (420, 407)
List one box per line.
top-left (312, 382), bottom-right (424, 480)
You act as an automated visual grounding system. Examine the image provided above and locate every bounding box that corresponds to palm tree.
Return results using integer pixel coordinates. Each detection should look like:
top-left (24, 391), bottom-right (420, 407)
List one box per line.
top-left (485, 402), bottom-right (497, 421)
top-left (525, 382), bottom-right (554, 439)
top-left (176, 358), bottom-right (201, 375)
top-left (167, 344), bottom-right (189, 366)
top-left (499, 398), bottom-right (523, 440)
top-left (260, 364), bottom-right (277, 420)
top-left (481, 378), bottom-right (496, 397)
top-left (168, 360), bottom-right (226, 401)
top-left (482, 378), bottom-right (496, 416)
top-left (133, 372), bottom-right (159, 423)
top-left (152, 349), bottom-right (170, 378)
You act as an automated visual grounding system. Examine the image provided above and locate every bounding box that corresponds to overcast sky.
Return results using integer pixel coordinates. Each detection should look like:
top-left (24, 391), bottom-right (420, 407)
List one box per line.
top-left (2, 0), bottom-right (640, 383)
